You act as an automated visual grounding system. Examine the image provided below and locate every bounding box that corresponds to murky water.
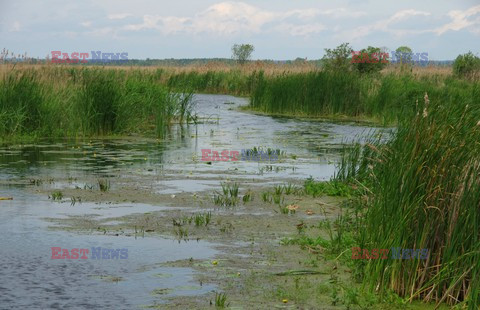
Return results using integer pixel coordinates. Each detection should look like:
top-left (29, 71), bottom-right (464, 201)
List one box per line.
top-left (0, 94), bottom-right (387, 309)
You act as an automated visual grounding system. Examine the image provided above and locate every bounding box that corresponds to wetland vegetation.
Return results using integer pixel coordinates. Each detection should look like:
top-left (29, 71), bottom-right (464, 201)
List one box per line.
top-left (1, 46), bottom-right (479, 309)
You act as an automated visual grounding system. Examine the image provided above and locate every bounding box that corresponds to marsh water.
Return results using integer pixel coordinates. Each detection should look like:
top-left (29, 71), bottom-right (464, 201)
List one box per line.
top-left (0, 94), bottom-right (387, 309)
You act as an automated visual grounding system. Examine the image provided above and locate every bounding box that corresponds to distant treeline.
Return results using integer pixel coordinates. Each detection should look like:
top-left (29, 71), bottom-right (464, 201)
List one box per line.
top-left (0, 58), bottom-right (454, 67)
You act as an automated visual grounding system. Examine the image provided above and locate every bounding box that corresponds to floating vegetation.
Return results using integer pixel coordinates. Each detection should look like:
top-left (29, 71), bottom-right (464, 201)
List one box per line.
top-left (151, 288), bottom-right (173, 296)
top-left (89, 274), bottom-right (124, 283)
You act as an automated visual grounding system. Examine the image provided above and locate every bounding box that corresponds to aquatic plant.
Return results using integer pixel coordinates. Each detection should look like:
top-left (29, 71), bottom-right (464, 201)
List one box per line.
top-left (193, 212), bottom-right (211, 227)
top-left (214, 182), bottom-right (240, 207)
top-left (49, 191), bottom-right (63, 201)
top-left (242, 191), bottom-right (253, 203)
top-left (249, 70), bottom-right (480, 125)
top-left (337, 94), bottom-right (480, 307)
top-left (304, 178), bottom-right (356, 198)
top-left (97, 179), bottom-right (110, 192)
top-left (272, 194), bottom-right (284, 205)
top-left (174, 226), bottom-right (189, 240)
top-left (261, 191), bottom-right (272, 203)
top-left (0, 67), bottom-right (196, 140)
top-left (273, 185), bottom-right (283, 196)
top-left (214, 291), bottom-right (229, 308)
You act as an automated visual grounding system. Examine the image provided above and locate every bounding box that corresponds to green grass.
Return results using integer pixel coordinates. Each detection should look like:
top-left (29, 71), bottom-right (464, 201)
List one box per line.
top-left (336, 92), bottom-right (480, 308)
top-left (213, 291), bottom-right (229, 308)
top-left (249, 70), bottom-right (480, 125)
top-left (0, 67), bottom-right (195, 140)
top-left (167, 70), bottom-right (256, 96)
top-left (49, 191), bottom-right (63, 201)
top-left (304, 177), bottom-right (357, 198)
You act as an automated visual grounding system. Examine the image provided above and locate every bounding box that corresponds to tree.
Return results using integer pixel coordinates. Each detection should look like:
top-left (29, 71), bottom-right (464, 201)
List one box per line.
top-left (232, 44), bottom-right (254, 65)
top-left (352, 46), bottom-right (388, 74)
top-left (453, 51), bottom-right (480, 78)
top-left (394, 46), bottom-right (413, 65)
top-left (322, 42), bottom-right (353, 72)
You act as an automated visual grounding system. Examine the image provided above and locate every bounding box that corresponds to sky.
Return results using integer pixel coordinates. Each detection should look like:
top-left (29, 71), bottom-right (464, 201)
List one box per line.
top-left (0, 0), bottom-right (479, 60)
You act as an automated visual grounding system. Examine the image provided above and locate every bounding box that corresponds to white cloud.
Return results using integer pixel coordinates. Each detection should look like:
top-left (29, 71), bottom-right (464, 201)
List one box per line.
top-left (434, 5), bottom-right (480, 35)
top-left (338, 9), bottom-right (431, 40)
top-left (107, 13), bottom-right (133, 20)
top-left (274, 23), bottom-right (326, 36)
top-left (320, 8), bottom-right (366, 18)
top-left (120, 2), bottom-right (363, 36)
top-left (80, 21), bottom-right (92, 27)
top-left (10, 21), bottom-right (21, 32)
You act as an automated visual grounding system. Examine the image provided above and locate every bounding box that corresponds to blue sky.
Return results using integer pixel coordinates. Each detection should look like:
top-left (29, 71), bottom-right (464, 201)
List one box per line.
top-left (0, 0), bottom-right (479, 60)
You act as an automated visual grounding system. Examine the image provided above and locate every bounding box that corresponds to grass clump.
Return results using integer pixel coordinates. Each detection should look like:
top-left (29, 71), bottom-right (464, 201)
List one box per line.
top-left (49, 191), bottom-right (63, 201)
top-left (304, 177), bottom-right (356, 198)
top-left (213, 292), bottom-right (229, 308)
top-left (213, 182), bottom-right (240, 207)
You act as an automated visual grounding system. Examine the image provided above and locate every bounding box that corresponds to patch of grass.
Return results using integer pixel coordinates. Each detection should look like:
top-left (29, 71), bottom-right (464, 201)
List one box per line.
top-left (261, 191), bottom-right (272, 203)
top-left (49, 191), bottom-right (63, 201)
top-left (304, 177), bottom-right (356, 198)
top-left (242, 191), bottom-right (253, 203)
top-left (272, 194), bottom-right (284, 205)
top-left (213, 182), bottom-right (240, 207)
top-left (193, 212), bottom-right (211, 227)
top-left (213, 292), bottom-right (229, 308)
top-left (174, 226), bottom-right (189, 241)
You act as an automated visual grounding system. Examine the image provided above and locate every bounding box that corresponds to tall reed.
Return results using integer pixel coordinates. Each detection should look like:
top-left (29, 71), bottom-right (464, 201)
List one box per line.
top-left (250, 71), bottom-right (478, 124)
top-left (0, 66), bottom-right (195, 140)
top-left (337, 92), bottom-right (480, 308)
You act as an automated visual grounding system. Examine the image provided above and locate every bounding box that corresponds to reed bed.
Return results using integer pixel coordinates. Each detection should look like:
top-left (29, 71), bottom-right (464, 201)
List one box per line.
top-left (250, 70), bottom-right (479, 124)
top-left (336, 90), bottom-right (480, 308)
top-left (0, 66), bottom-right (194, 139)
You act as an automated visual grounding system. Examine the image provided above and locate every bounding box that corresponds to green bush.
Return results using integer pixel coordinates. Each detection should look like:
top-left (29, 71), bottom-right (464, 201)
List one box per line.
top-left (453, 51), bottom-right (480, 78)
